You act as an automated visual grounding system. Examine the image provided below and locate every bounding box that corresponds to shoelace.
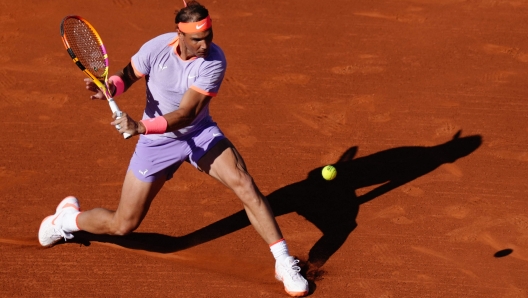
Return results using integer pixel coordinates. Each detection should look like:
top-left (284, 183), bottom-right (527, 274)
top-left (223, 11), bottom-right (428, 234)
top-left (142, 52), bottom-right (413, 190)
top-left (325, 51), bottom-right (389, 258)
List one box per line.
top-left (55, 227), bottom-right (74, 241)
top-left (286, 259), bottom-right (303, 280)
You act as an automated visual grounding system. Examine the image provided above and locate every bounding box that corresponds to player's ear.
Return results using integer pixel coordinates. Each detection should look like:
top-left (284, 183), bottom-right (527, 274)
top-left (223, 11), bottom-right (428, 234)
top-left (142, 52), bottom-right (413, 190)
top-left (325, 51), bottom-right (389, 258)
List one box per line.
top-left (177, 28), bottom-right (184, 38)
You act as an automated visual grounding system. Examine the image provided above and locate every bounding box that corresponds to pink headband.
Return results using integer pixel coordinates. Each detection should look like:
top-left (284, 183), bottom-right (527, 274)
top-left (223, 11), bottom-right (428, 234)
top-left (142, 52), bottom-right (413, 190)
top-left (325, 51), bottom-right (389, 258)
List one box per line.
top-left (178, 15), bottom-right (212, 33)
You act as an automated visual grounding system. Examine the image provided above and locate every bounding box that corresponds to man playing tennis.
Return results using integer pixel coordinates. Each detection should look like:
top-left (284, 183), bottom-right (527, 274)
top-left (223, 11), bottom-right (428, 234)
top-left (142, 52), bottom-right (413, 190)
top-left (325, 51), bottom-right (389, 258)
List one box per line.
top-left (38, 1), bottom-right (308, 296)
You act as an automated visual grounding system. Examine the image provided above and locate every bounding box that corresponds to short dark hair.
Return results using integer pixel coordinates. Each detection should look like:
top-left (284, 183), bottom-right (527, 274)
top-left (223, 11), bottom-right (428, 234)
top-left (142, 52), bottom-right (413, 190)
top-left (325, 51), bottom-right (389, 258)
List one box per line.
top-left (175, 1), bottom-right (209, 24)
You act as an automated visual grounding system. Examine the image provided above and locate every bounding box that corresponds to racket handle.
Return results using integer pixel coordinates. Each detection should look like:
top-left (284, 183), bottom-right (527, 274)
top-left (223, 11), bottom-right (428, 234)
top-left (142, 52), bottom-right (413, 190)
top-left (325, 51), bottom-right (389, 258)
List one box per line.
top-left (116, 112), bottom-right (132, 139)
top-left (108, 99), bottom-right (132, 139)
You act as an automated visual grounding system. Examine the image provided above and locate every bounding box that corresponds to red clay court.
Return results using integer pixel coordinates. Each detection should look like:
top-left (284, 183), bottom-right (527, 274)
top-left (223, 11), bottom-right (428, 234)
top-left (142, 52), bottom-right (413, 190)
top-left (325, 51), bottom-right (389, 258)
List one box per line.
top-left (1, 0), bottom-right (527, 296)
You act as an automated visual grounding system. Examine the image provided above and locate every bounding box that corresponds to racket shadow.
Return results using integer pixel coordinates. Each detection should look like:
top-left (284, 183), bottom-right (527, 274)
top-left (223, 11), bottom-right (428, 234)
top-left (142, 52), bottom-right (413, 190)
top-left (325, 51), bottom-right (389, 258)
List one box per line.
top-left (71, 130), bottom-right (482, 283)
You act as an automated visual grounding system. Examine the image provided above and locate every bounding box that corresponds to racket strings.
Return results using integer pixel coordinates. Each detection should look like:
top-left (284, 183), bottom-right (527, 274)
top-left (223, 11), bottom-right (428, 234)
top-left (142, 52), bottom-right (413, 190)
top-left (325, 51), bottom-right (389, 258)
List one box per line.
top-left (63, 18), bottom-right (107, 79)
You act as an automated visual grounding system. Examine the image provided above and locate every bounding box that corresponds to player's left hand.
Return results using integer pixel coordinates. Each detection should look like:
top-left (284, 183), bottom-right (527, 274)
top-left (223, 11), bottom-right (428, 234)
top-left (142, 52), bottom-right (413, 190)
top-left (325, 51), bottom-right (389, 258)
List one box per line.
top-left (84, 78), bottom-right (106, 100)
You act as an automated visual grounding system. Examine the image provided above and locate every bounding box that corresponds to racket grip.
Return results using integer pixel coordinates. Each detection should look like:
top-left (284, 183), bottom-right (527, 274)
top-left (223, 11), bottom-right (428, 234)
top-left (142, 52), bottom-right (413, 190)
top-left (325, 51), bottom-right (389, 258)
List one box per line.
top-left (108, 99), bottom-right (132, 139)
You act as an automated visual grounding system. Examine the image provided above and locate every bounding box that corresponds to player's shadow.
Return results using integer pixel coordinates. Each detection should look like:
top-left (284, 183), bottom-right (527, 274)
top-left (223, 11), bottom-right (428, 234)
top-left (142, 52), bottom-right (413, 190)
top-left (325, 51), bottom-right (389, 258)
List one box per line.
top-left (73, 130), bottom-right (481, 283)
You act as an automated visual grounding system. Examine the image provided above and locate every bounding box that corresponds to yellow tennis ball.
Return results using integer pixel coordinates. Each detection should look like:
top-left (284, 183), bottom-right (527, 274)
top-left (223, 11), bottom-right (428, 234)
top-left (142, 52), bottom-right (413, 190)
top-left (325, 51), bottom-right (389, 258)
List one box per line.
top-left (322, 165), bottom-right (337, 180)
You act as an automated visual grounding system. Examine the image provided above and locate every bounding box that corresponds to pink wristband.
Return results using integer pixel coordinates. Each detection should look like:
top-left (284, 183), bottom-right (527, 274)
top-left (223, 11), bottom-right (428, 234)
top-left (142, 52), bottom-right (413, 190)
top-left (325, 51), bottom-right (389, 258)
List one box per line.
top-left (140, 116), bottom-right (168, 134)
top-left (109, 75), bottom-right (125, 97)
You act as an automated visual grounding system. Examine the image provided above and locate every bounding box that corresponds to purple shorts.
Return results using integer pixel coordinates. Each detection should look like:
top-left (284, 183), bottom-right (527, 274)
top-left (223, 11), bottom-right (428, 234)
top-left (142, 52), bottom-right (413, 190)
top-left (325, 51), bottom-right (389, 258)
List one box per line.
top-left (128, 125), bottom-right (225, 182)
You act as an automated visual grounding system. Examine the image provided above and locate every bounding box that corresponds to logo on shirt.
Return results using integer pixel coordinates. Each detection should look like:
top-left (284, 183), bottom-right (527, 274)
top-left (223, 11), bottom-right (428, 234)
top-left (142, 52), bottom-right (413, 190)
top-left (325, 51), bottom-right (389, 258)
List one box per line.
top-left (159, 64), bottom-right (168, 70)
top-left (188, 75), bottom-right (197, 79)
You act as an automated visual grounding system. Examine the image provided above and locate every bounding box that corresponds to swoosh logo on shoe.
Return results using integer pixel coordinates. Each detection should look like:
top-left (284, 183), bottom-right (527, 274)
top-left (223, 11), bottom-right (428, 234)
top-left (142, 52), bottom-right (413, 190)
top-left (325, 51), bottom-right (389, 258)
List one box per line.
top-left (50, 203), bottom-right (80, 225)
top-left (62, 203), bottom-right (79, 211)
top-left (51, 210), bottom-right (64, 226)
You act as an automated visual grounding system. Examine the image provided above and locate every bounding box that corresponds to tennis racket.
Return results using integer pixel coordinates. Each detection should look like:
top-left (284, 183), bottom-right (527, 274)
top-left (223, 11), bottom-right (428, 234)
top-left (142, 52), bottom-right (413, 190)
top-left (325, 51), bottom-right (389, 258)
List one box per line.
top-left (60, 15), bottom-right (131, 139)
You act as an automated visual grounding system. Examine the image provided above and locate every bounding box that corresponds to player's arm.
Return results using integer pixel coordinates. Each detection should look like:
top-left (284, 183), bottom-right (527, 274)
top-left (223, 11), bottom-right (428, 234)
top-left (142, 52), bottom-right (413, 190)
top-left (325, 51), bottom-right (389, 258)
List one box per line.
top-left (136, 88), bottom-right (212, 134)
top-left (85, 62), bottom-right (143, 99)
top-left (109, 62), bottom-right (144, 96)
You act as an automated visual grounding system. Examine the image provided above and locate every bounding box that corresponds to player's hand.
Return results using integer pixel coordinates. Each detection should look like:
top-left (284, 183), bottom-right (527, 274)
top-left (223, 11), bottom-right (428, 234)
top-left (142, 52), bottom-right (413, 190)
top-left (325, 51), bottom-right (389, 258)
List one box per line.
top-left (84, 78), bottom-right (113, 100)
top-left (84, 78), bottom-right (115, 99)
top-left (111, 111), bottom-right (140, 136)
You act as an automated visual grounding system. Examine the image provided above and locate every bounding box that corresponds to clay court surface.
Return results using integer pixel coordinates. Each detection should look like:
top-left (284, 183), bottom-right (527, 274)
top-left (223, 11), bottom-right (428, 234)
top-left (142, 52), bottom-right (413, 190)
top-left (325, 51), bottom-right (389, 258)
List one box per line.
top-left (1, 0), bottom-right (528, 296)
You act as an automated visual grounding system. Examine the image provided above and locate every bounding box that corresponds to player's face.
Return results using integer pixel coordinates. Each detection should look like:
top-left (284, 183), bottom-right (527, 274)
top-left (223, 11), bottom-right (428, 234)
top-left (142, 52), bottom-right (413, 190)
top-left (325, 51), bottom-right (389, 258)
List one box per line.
top-left (180, 28), bottom-right (213, 58)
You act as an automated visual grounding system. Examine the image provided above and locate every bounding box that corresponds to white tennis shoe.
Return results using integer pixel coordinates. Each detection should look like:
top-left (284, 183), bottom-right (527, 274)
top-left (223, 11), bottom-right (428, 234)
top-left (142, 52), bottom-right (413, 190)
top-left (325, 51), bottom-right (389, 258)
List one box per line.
top-left (275, 256), bottom-right (309, 297)
top-left (38, 196), bottom-right (80, 247)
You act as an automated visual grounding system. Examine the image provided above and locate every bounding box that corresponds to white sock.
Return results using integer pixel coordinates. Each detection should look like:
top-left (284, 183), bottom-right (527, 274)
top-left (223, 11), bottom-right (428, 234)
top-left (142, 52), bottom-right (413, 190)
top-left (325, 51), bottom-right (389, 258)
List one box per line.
top-left (270, 238), bottom-right (290, 263)
top-left (61, 212), bottom-right (81, 233)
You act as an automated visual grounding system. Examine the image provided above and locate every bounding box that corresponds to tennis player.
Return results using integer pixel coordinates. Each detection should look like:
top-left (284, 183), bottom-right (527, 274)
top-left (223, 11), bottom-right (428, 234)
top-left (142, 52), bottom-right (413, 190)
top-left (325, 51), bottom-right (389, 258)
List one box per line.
top-left (38, 1), bottom-right (308, 296)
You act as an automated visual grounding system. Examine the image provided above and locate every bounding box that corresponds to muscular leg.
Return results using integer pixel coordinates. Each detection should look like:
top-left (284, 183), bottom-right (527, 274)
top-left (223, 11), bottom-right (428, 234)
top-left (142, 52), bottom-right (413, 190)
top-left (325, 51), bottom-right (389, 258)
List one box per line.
top-left (76, 170), bottom-right (166, 235)
top-left (198, 139), bottom-right (283, 244)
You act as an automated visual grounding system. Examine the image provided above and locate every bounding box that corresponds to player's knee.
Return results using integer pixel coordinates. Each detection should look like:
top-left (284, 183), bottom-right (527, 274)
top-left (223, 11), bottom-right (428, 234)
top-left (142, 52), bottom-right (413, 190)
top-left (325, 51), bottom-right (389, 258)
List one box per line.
top-left (110, 219), bottom-right (140, 236)
top-left (228, 170), bottom-right (253, 194)
top-left (232, 174), bottom-right (264, 206)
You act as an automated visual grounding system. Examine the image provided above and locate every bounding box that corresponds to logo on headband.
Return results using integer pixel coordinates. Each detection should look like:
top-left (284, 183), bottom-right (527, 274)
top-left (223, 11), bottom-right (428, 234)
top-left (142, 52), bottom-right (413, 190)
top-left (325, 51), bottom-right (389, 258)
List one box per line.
top-left (178, 16), bottom-right (212, 33)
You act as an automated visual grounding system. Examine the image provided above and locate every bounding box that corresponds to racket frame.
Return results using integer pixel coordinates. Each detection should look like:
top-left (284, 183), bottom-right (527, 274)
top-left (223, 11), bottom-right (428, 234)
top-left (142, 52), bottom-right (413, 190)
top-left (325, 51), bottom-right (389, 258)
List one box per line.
top-left (60, 15), bottom-right (131, 139)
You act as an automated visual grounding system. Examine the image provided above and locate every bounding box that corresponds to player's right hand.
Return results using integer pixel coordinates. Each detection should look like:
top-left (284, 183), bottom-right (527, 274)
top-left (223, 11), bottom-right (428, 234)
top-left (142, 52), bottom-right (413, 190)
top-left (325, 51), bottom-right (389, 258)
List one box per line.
top-left (84, 78), bottom-right (107, 100)
top-left (111, 111), bottom-right (142, 136)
